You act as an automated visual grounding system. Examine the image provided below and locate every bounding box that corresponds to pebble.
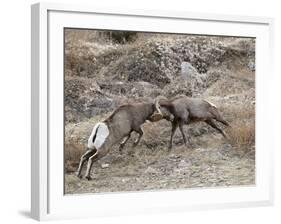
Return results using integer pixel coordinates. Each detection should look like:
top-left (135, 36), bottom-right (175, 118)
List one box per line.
top-left (178, 160), bottom-right (190, 168)
top-left (101, 163), bottom-right (109, 169)
top-left (144, 167), bottom-right (157, 174)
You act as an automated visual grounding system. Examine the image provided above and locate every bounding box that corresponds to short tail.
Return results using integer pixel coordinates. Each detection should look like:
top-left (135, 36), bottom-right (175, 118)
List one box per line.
top-left (87, 122), bottom-right (110, 150)
top-left (87, 123), bottom-right (100, 149)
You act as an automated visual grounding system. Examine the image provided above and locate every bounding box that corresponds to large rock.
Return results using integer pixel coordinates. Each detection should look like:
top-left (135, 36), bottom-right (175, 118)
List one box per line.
top-left (181, 62), bottom-right (199, 79)
top-left (162, 61), bottom-right (208, 98)
top-left (65, 77), bottom-right (116, 123)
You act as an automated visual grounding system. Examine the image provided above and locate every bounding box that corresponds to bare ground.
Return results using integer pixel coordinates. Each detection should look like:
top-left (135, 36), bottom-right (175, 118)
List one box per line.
top-left (65, 133), bottom-right (255, 194)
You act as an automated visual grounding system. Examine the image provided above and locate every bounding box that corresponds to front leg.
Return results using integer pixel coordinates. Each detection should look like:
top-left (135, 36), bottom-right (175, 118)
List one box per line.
top-left (133, 127), bottom-right (143, 147)
top-left (169, 120), bottom-right (178, 150)
top-left (179, 121), bottom-right (187, 145)
top-left (119, 133), bottom-right (131, 153)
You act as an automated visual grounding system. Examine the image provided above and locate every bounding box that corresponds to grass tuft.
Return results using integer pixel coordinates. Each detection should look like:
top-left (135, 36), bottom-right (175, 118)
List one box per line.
top-left (227, 119), bottom-right (255, 150)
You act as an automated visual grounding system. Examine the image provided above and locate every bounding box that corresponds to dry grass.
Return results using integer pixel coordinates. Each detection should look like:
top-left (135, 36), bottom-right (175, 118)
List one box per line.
top-left (65, 142), bottom-right (85, 173)
top-left (220, 102), bottom-right (255, 150)
top-left (219, 103), bottom-right (255, 122)
top-left (227, 119), bottom-right (255, 150)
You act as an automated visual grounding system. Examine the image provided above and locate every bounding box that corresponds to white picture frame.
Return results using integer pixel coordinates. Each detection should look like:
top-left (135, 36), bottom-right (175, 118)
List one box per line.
top-left (31, 2), bottom-right (275, 221)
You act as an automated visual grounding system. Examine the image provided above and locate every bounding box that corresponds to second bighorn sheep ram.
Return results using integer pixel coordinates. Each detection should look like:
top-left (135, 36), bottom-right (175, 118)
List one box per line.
top-left (76, 100), bottom-right (162, 180)
top-left (153, 96), bottom-right (230, 149)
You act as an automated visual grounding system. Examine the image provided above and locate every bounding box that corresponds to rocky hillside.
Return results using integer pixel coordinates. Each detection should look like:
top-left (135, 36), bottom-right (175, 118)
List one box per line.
top-left (64, 30), bottom-right (255, 194)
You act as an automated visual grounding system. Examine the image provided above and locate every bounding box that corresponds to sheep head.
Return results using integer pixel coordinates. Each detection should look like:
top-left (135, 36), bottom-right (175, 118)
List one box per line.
top-left (150, 96), bottom-right (173, 122)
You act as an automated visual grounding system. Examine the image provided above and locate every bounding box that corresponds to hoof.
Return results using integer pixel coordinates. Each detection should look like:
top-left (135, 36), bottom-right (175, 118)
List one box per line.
top-left (119, 144), bottom-right (125, 154)
top-left (189, 143), bottom-right (195, 149)
top-left (85, 175), bottom-right (92, 181)
top-left (133, 138), bottom-right (140, 147)
top-left (128, 151), bottom-right (135, 157)
top-left (75, 172), bottom-right (83, 179)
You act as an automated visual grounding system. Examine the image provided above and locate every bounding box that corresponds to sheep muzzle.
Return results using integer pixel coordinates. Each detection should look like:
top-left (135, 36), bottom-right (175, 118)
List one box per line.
top-left (150, 112), bottom-right (163, 122)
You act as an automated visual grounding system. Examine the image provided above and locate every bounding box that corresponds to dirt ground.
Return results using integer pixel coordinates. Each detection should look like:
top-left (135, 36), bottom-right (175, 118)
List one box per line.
top-left (65, 132), bottom-right (255, 194)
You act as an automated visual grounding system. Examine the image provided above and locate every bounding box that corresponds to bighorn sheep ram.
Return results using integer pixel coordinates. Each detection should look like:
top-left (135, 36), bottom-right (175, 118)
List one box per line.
top-left (76, 101), bottom-right (162, 180)
top-left (153, 96), bottom-right (230, 150)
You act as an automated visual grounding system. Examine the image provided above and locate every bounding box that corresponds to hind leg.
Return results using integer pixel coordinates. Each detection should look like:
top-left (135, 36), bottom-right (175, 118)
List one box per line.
top-left (84, 146), bottom-right (110, 180)
top-left (215, 116), bottom-right (230, 126)
top-left (178, 110), bottom-right (192, 146)
top-left (76, 148), bottom-right (96, 178)
top-left (179, 120), bottom-right (193, 147)
top-left (211, 108), bottom-right (230, 126)
top-left (205, 119), bottom-right (227, 138)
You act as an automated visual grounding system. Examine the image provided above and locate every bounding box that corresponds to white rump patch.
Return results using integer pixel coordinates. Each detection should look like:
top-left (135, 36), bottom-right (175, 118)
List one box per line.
top-left (204, 99), bottom-right (217, 108)
top-left (87, 122), bottom-right (109, 150)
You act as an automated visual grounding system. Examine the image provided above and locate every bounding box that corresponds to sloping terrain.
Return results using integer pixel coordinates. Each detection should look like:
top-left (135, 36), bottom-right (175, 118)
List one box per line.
top-left (64, 30), bottom-right (255, 194)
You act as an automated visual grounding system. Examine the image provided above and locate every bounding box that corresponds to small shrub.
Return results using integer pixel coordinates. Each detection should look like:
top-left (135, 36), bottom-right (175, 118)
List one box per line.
top-left (227, 120), bottom-right (255, 149)
top-left (103, 31), bottom-right (138, 44)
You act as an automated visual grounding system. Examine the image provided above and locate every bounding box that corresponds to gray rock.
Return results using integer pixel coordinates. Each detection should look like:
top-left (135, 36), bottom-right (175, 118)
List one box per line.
top-left (181, 62), bottom-right (198, 79)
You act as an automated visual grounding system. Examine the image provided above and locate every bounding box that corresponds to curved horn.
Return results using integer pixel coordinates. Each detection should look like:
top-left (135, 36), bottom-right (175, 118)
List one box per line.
top-left (155, 97), bottom-right (163, 115)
